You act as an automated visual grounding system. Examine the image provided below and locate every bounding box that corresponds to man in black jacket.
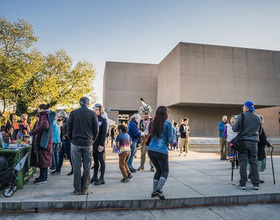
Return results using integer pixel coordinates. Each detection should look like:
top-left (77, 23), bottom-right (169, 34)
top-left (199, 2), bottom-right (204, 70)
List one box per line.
top-left (68, 97), bottom-right (99, 195)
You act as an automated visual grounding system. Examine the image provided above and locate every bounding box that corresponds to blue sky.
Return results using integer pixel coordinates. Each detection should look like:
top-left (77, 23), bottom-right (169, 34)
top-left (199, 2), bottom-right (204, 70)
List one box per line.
top-left (1, 0), bottom-right (280, 103)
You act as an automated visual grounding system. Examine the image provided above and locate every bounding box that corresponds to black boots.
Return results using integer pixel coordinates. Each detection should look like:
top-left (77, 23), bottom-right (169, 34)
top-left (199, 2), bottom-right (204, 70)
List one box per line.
top-left (94, 177), bottom-right (105, 186)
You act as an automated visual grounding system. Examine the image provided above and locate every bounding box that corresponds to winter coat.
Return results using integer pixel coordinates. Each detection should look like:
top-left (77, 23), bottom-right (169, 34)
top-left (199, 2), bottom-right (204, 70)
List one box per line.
top-left (93, 116), bottom-right (108, 154)
top-left (232, 111), bottom-right (262, 142)
top-left (40, 111), bottom-right (55, 149)
top-left (218, 121), bottom-right (226, 138)
top-left (52, 121), bottom-right (61, 144)
top-left (127, 120), bottom-right (141, 143)
top-left (258, 129), bottom-right (271, 161)
top-left (67, 106), bottom-right (99, 146)
top-left (30, 110), bottom-right (53, 168)
top-left (61, 117), bottom-right (68, 140)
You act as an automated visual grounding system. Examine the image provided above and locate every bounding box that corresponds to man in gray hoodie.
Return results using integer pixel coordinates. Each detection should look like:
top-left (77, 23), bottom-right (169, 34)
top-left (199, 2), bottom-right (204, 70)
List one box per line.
top-left (232, 101), bottom-right (262, 190)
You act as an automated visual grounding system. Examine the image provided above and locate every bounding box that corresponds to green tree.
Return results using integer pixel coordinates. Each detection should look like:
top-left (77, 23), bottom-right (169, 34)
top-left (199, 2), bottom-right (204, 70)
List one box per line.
top-left (25, 50), bottom-right (96, 110)
top-left (0, 17), bottom-right (38, 113)
top-left (0, 17), bottom-right (96, 114)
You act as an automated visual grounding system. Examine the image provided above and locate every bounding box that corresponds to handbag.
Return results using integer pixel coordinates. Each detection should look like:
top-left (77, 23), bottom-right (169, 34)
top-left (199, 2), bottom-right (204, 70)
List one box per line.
top-left (230, 113), bottom-right (246, 153)
top-left (144, 134), bottom-right (151, 146)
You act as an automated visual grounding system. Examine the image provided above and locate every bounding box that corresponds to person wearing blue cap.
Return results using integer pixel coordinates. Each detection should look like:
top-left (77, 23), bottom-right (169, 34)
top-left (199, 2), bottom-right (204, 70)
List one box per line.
top-left (232, 101), bottom-right (262, 190)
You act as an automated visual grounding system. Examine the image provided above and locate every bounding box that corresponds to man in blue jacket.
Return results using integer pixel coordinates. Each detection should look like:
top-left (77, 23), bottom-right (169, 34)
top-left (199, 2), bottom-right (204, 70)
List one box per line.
top-left (218, 115), bottom-right (228, 160)
top-left (127, 114), bottom-right (143, 173)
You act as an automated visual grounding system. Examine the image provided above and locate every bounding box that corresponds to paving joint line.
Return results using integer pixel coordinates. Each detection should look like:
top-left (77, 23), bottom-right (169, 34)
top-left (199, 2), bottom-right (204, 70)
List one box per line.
top-left (260, 202), bottom-right (280, 214)
top-left (208, 207), bottom-right (226, 220)
top-left (172, 176), bottom-right (205, 197)
top-left (148, 209), bottom-right (157, 220)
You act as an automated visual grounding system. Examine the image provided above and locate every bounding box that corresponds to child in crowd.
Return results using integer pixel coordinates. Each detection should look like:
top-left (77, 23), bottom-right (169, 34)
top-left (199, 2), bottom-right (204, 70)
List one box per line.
top-left (116, 124), bottom-right (133, 183)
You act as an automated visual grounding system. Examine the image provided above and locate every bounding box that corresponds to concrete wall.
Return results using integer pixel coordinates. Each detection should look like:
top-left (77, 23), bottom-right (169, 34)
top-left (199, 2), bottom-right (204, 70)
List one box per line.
top-left (157, 44), bottom-right (181, 106)
top-left (168, 106), bottom-right (241, 137)
top-left (103, 43), bottom-right (280, 137)
top-left (106, 110), bottom-right (119, 124)
top-left (167, 105), bottom-right (280, 137)
top-left (103, 62), bottom-right (158, 112)
top-left (179, 43), bottom-right (280, 106)
top-left (256, 107), bottom-right (280, 137)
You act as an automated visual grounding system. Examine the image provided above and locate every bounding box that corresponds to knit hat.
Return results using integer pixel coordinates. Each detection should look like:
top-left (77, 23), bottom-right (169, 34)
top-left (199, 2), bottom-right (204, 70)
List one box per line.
top-left (58, 110), bottom-right (68, 118)
top-left (244, 101), bottom-right (255, 112)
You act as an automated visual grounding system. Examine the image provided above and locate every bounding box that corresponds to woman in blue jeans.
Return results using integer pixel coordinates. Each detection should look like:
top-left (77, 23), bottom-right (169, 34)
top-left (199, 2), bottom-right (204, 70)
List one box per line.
top-left (148, 106), bottom-right (173, 200)
top-left (127, 114), bottom-right (144, 172)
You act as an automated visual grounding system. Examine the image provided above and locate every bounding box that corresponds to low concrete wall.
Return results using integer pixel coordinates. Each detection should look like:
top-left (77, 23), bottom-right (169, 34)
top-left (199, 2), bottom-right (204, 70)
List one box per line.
top-left (188, 137), bottom-right (280, 155)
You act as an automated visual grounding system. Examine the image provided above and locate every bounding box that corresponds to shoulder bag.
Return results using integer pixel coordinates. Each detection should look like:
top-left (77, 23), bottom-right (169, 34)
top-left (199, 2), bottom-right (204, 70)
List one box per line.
top-left (230, 113), bottom-right (246, 153)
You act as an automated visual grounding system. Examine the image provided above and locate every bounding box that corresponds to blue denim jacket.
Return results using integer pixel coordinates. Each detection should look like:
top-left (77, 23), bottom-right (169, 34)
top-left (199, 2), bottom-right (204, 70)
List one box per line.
top-left (148, 120), bottom-right (173, 155)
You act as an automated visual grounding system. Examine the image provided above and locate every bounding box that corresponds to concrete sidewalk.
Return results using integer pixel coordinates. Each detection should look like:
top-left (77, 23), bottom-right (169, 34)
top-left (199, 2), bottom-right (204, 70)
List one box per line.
top-left (0, 150), bottom-right (279, 212)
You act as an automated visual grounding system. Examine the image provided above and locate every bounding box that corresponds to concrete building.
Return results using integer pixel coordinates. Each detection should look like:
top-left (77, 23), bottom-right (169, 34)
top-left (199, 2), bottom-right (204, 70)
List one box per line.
top-left (103, 42), bottom-right (280, 137)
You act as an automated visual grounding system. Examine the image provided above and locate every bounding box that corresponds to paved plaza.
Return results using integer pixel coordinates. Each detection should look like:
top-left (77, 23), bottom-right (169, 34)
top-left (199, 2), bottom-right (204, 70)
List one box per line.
top-left (0, 147), bottom-right (279, 213)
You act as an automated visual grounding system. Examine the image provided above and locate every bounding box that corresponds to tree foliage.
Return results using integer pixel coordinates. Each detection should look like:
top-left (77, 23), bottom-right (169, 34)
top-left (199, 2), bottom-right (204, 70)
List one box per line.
top-left (0, 17), bottom-right (96, 115)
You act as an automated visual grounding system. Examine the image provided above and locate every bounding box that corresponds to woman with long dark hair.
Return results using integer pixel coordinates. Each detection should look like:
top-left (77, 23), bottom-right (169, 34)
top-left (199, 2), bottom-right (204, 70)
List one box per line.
top-left (148, 106), bottom-right (173, 200)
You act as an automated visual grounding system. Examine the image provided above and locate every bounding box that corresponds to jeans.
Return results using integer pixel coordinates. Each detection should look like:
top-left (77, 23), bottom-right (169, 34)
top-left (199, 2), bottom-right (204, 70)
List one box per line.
top-left (71, 144), bottom-right (93, 193)
top-left (119, 151), bottom-right (131, 178)
top-left (176, 136), bottom-right (179, 150)
top-left (40, 168), bottom-right (48, 181)
top-left (57, 139), bottom-right (72, 172)
top-left (111, 137), bottom-right (115, 148)
top-left (239, 141), bottom-right (260, 185)
top-left (51, 143), bottom-right (60, 170)
top-left (127, 142), bottom-right (137, 170)
top-left (148, 150), bottom-right (169, 180)
top-left (93, 152), bottom-right (105, 179)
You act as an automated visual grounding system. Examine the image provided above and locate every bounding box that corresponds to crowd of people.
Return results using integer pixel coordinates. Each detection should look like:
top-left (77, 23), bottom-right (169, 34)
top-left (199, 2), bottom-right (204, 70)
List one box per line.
top-left (0, 98), bottom-right (269, 199)
top-left (0, 113), bottom-right (31, 145)
top-left (14, 97), bottom-right (178, 199)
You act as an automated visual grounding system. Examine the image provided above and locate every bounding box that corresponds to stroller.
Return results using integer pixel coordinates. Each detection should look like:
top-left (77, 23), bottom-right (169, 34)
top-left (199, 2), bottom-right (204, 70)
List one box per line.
top-left (0, 152), bottom-right (29, 197)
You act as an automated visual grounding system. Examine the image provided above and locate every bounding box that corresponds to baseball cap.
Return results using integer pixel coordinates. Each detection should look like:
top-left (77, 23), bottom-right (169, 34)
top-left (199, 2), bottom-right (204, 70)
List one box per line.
top-left (244, 101), bottom-right (255, 112)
